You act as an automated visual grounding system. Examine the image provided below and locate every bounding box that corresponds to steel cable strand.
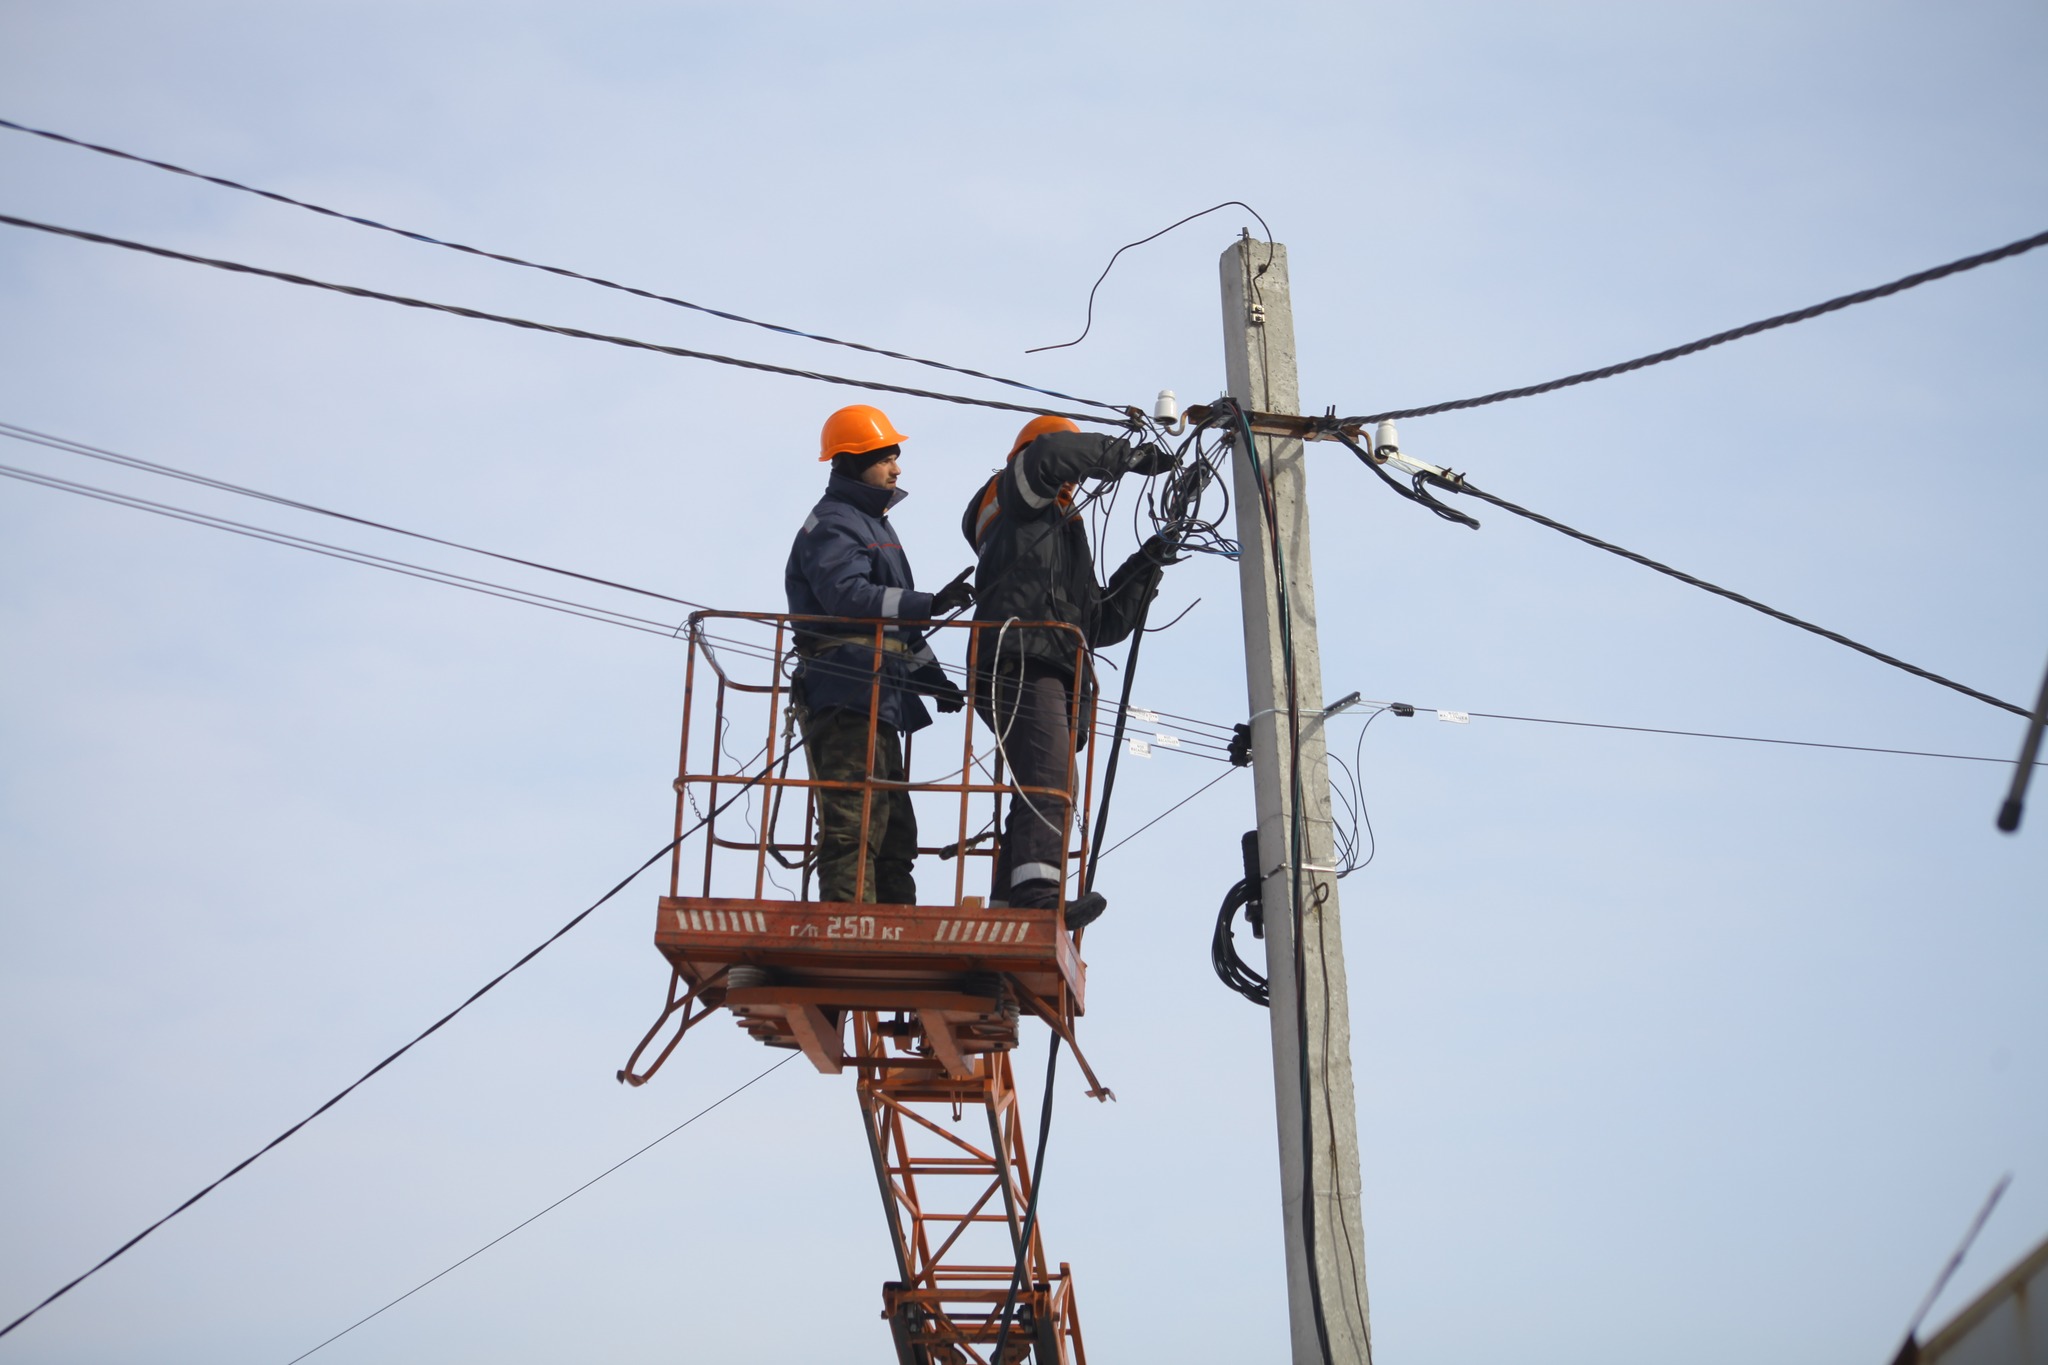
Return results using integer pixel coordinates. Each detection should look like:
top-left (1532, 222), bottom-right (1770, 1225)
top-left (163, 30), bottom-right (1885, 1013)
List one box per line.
top-left (0, 214), bottom-right (1118, 425)
top-left (0, 742), bottom-right (803, 1342)
top-left (1346, 226), bottom-right (2048, 424)
top-left (0, 461), bottom-right (692, 637)
top-left (1443, 479), bottom-right (2030, 717)
top-left (0, 116), bottom-right (1123, 416)
top-left (282, 1055), bottom-right (796, 1364)
top-left (0, 425), bottom-right (1238, 746)
top-left (0, 420), bottom-right (711, 611)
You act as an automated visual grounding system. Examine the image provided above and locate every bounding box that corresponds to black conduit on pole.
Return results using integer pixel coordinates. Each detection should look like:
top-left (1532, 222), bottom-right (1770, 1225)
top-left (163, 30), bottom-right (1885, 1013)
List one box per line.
top-left (1997, 652), bottom-right (2048, 832)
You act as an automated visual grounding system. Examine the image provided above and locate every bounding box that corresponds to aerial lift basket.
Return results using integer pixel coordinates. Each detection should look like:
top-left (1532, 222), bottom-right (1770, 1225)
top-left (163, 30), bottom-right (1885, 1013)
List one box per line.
top-left (619, 611), bottom-right (1101, 1365)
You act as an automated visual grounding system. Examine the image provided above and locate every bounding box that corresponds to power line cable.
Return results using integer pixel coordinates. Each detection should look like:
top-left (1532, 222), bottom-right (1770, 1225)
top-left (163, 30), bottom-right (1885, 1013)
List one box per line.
top-left (0, 460), bottom-right (691, 637)
top-left (0, 115), bottom-right (1123, 417)
top-left (15, 423), bottom-right (2006, 771)
top-left (1331, 700), bottom-right (2048, 768)
top-left (0, 213), bottom-right (1121, 426)
top-left (1094, 765), bottom-right (1241, 861)
top-left (0, 751), bottom-right (798, 1342)
top-left (1438, 476), bottom-right (2031, 718)
top-left (1027, 201), bottom-right (1274, 353)
top-left (0, 421), bottom-right (709, 612)
top-left (0, 452), bottom-right (1236, 760)
top-left (1344, 226), bottom-right (2048, 424)
top-left (282, 1055), bottom-right (795, 1364)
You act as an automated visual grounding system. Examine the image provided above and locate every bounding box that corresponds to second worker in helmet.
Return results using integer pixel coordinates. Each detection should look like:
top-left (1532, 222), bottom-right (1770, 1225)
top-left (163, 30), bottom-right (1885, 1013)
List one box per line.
top-left (961, 416), bottom-right (1175, 929)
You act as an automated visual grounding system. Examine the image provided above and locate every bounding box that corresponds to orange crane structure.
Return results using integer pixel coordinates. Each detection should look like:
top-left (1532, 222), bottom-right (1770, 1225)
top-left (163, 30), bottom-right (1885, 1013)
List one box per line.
top-left (617, 612), bottom-right (1110, 1364)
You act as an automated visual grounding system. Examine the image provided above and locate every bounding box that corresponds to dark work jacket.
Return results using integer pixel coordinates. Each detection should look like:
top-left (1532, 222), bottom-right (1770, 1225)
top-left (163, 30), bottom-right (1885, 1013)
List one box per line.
top-left (958, 430), bottom-right (1161, 693)
top-left (785, 474), bottom-right (938, 733)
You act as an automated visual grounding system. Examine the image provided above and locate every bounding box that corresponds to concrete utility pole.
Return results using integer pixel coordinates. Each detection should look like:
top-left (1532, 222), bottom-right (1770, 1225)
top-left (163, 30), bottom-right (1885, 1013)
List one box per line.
top-left (1218, 235), bottom-right (1375, 1364)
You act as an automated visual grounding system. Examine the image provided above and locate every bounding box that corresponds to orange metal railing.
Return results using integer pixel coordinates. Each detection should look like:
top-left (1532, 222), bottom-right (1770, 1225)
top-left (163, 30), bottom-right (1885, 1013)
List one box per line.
top-left (668, 611), bottom-right (1100, 914)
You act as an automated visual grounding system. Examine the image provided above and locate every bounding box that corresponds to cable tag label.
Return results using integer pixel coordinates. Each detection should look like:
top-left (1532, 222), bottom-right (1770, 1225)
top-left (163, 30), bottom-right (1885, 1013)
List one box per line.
top-left (1436, 710), bottom-right (1469, 724)
top-left (1127, 738), bottom-right (1153, 758)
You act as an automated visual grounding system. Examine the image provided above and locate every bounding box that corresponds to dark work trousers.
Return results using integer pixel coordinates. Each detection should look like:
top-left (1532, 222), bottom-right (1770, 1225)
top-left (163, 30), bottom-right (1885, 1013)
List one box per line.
top-left (801, 705), bottom-right (918, 905)
top-left (980, 662), bottom-right (1078, 908)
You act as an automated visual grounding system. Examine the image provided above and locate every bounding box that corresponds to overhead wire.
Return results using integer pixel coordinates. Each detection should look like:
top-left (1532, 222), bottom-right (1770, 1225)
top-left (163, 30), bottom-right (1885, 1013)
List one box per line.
top-left (0, 444), bottom-right (1236, 761)
top-left (0, 213), bottom-right (1121, 426)
top-left (1344, 225), bottom-right (2048, 424)
top-left (16, 423), bottom-right (2013, 773)
top-left (1416, 465), bottom-right (2031, 718)
top-left (21, 116), bottom-right (2039, 1361)
top-left (0, 460), bottom-right (691, 638)
top-left (1028, 199), bottom-right (1274, 354)
top-left (1322, 698), bottom-right (2047, 769)
top-left (1094, 765), bottom-right (1241, 862)
top-left (0, 420), bottom-right (709, 612)
top-left (0, 742), bottom-right (802, 1342)
top-left (0, 115), bottom-right (1123, 416)
top-left (282, 1055), bottom-right (796, 1364)
top-left (1327, 706), bottom-right (1391, 878)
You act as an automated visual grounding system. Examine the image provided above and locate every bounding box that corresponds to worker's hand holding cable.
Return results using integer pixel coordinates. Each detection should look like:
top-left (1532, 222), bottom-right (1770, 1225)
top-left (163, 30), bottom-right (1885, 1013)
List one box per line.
top-left (911, 663), bottom-right (967, 713)
top-left (1118, 442), bottom-right (1176, 478)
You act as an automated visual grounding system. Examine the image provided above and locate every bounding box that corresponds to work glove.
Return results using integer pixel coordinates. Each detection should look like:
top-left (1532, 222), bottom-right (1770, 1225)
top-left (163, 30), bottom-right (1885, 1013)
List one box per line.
top-left (931, 568), bottom-right (975, 616)
top-left (911, 663), bottom-right (967, 713)
top-left (1116, 442), bottom-right (1176, 478)
top-left (1110, 544), bottom-right (1167, 595)
top-left (1139, 531), bottom-right (1182, 566)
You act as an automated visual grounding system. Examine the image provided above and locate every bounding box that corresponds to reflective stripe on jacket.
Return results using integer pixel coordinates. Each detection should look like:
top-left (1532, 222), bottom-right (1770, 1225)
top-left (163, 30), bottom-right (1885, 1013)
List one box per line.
top-left (959, 431), bottom-right (1159, 685)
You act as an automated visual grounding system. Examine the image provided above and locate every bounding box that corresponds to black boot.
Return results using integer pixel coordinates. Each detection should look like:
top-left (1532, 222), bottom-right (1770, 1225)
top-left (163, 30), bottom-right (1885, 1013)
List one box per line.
top-left (1063, 892), bottom-right (1106, 931)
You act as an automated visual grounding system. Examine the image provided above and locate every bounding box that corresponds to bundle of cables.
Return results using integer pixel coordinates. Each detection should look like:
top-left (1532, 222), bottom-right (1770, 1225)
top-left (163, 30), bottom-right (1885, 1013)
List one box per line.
top-left (1211, 830), bottom-right (1269, 1008)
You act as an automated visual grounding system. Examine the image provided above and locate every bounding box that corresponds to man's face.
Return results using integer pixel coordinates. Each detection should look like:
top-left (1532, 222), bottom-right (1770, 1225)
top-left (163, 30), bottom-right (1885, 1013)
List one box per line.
top-left (859, 450), bottom-right (901, 489)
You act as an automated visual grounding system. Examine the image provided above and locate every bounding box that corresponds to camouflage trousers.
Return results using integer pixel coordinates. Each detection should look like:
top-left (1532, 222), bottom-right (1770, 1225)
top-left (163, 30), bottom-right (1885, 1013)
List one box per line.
top-left (801, 705), bottom-right (918, 905)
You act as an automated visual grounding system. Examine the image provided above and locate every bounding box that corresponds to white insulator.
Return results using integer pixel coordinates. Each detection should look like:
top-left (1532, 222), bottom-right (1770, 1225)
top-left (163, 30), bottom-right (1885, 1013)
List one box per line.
top-left (1154, 389), bottom-right (1180, 424)
top-left (1373, 420), bottom-right (1401, 458)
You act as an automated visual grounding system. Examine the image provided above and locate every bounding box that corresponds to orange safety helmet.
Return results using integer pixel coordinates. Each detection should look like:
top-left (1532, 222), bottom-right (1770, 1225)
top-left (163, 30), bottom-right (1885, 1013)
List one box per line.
top-left (1008, 414), bottom-right (1079, 459)
top-left (818, 405), bottom-right (907, 462)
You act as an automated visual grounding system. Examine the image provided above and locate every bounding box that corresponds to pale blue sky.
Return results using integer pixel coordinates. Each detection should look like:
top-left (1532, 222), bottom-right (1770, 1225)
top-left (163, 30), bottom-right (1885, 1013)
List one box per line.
top-left (2, 3), bottom-right (2044, 1362)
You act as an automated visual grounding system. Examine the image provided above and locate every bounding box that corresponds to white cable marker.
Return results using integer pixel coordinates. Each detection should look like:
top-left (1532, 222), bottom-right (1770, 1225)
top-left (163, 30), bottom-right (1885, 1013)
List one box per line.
top-left (1153, 733), bottom-right (1180, 747)
top-left (1436, 710), bottom-right (1470, 724)
top-left (1127, 738), bottom-right (1153, 758)
top-left (1129, 708), bottom-right (1160, 725)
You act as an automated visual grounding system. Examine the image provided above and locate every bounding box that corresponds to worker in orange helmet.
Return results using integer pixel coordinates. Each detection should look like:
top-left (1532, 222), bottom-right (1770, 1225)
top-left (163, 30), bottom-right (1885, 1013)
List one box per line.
top-left (959, 414), bottom-right (1176, 928)
top-left (786, 405), bottom-right (975, 905)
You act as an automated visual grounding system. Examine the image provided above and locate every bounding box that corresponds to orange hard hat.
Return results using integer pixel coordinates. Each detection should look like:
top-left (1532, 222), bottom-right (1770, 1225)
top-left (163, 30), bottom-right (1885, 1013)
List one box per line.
top-left (1008, 414), bottom-right (1079, 459)
top-left (819, 405), bottom-right (907, 462)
